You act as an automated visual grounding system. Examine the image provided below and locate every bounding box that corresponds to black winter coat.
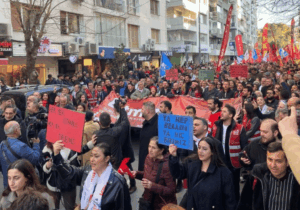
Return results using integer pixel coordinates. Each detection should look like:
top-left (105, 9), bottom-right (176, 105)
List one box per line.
top-left (218, 89), bottom-right (235, 99)
top-left (138, 114), bottom-right (158, 171)
top-left (114, 109), bottom-right (135, 163)
top-left (239, 139), bottom-right (271, 171)
top-left (237, 163), bottom-right (300, 210)
top-left (52, 154), bottom-right (132, 210)
top-left (94, 113), bottom-right (126, 169)
top-left (203, 88), bottom-right (219, 100)
top-left (169, 156), bottom-right (237, 210)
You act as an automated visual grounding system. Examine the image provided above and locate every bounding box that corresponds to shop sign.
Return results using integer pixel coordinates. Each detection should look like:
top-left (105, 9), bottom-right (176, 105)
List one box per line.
top-left (38, 37), bottom-right (51, 54)
top-left (13, 42), bottom-right (62, 57)
top-left (69, 55), bottom-right (78, 64)
top-left (0, 40), bottom-right (13, 57)
top-left (0, 58), bottom-right (8, 65)
top-left (159, 51), bottom-right (173, 56)
top-left (131, 53), bottom-right (152, 62)
top-left (98, 47), bottom-right (130, 59)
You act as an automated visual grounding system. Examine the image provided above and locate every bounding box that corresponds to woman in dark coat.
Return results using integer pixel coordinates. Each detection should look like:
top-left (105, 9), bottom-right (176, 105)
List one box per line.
top-left (169, 137), bottom-right (237, 210)
top-left (133, 136), bottom-right (177, 210)
top-left (113, 99), bottom-right (136, 193)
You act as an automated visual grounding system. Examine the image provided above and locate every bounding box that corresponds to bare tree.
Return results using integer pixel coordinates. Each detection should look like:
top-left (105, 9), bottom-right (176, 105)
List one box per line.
top-left (258, 0), bottom-right (300, 22)
top-left (11, 0), bottom-right (66, 83)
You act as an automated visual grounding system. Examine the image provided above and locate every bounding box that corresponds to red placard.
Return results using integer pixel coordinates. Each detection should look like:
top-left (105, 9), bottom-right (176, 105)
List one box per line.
top-left (46, 105), bottom-right (85, 152)
top-left (230, 65), bottom-right (248, 78)
top-left (165, 69), bottom-right (178, 80)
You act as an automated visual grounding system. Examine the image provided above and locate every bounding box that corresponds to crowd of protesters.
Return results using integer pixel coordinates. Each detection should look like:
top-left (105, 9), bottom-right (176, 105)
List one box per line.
top-left (0, 60), bottom-right (300, 210)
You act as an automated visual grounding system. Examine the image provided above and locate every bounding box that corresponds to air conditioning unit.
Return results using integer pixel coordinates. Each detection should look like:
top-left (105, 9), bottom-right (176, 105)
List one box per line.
top-left (209, 12), bottom-right (213, 18)
top-left (69, 42), bottom-right (79, 53)
top-left (167, 24), bottom-right (171, 29)
top-left (143, 44), bottom-right (151, 51)
top-left (150, 39), bottom-right (155, 49)
top-left (85, 42), bottom-right (97, 54)
top-left (75, 37), bottom-right (85, 46)
top-left (166, 0), bottom-right (170, 2)
top-left (0, 24), bottom-right (11, 37)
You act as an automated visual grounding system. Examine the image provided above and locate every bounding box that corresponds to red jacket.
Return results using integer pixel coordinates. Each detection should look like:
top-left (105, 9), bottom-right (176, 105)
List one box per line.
top-left (208, 110), bottom-right (221, 133)
top-left (136, 154), bottom-right (177, 210)
top-left (188, 88), bottom-right (201, 98)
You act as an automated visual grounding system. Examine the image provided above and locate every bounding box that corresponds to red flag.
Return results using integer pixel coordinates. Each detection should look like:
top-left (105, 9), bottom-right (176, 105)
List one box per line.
top-left (235, 35), bottom-right (244, 56)
top-left (291, 18), bottom-right (295, 62)
top-left (216, 5), bottom-right (233, 72)
top-left (262, 24), bottom-right (268, 57)
top-left (249, 50), bottom-right (253, 63)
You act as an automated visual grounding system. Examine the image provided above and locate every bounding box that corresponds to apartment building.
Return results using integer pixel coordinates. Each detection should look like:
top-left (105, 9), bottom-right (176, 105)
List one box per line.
top-left (0, 0), bottom-right (168, 83)
top-left (167, 0), bottom-right (210, 64)
top-left (209, 0), bottom-right (257, 61)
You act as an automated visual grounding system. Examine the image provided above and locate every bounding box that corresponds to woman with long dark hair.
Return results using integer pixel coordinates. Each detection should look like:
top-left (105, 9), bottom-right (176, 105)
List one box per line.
top-left (242, 103), bottom-right (261, 144)
top-left (169, 137), bottom-right (236, 210)
top-left (0, 159), bottom-right (55, 209)
top-left (51, 141), bottom-right (132, 210)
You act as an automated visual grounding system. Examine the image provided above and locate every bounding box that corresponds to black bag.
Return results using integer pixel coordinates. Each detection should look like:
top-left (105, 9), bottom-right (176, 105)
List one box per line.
top-left (138, 161), bottom-right (164, 210)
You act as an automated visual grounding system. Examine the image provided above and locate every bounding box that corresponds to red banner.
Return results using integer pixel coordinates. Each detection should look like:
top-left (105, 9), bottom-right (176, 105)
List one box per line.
top-left (46, 105), bottom-right (85, 153)
top-left (262, 23), bottom-right (268, 57)
top-left (216, 4), bottom-right (233, 72)
top-left (235, 35), bottom-right (244, 56)
top-left (291, 18), bottom-right (295, 62)
top-left (93, 92), bottom-right (243, 128)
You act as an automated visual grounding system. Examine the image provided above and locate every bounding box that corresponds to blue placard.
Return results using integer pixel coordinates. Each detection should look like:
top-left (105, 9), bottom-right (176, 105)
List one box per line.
top-left (158, 113), bottom-right (193, 151)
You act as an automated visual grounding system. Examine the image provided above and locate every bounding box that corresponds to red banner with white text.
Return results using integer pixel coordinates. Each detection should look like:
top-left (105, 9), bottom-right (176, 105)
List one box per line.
top-left (216, 4), bottom-right (233, 72)
top-left (92, 92), bottom-right (243, 128)
top-left (235, 35), bottom-right (244, 57)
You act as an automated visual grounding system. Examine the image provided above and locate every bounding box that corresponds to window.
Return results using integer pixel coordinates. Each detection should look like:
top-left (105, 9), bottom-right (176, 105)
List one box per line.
top-left (128, 24), bottom-right (139, 48)
top-left (217, 22), bottom-right (221, 29)
top-left (200, 33), bottom-right (207, 43)
top-left (150, 0), bottom-right (159, 15)
top-left (127, 0), bottom-right (136, 14)
top-left (97, 14), bottom-right (126, 47)
top-left (151, 29), bottom-right (160, 43)
top-left (217, 5), bottom-right (222, 13)
top-left (95, 0), bottom-right (124, 12)
top-left (200, 14), bottom-right (207, 24)
top-left (11, 3), bottom-right (41, 31)
top-left (60, 11), bottom-right (81, 34)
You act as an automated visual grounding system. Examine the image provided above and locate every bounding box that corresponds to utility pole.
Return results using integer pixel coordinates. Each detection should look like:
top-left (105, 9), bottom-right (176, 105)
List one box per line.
top-left (199, 12), bottom-right (202, 64)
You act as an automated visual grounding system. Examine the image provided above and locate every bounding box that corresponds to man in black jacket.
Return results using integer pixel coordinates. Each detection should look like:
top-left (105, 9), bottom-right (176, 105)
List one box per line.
top-left (0, 106), bottom-right (27, 144)
top-left (94, 111), bottom-right (126, 169)
top-left (218, 81), bottom-right (235, 99)
top-left (203, 82), bottom-right (219, 100)
top-left (239, 119), bottom-right (279, 170)
top-left (237, 142), bottom-right (300, 210)
top-left (265, 88), bottom-right (279, 110)
top-left (138, 101), bottom-right (158, 171)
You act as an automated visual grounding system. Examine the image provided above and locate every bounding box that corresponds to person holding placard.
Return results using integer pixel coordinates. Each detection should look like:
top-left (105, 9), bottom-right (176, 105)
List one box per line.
top-left (169, 137), bottom-right (236, 210)
top-left (51, 141), bottom-right (132, 210)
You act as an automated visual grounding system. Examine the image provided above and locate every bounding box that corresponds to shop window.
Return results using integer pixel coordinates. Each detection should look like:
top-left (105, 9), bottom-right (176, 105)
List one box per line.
top-left (128, 24), bottom-right (139, 48)
top-left (150, 0), bottom-right (159, 15)
top-left (151, 29), bottom-right (160, 44)
top-left (60, 11), bottom-right (82, 34)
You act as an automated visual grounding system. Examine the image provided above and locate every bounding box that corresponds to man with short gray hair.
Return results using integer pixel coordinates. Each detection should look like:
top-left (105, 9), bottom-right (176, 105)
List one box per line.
top-left (275, 108), bottom-right (289, 122)
top-left (0, 121), bottom-right (40, 187)
top-left (130, 81), bottom-right (150, 100)
top-left (138, 101), bottom-right (158, 170)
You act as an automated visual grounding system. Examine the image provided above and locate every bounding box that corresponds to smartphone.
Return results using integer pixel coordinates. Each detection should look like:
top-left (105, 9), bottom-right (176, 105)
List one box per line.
top-left (297, 109), bottom-right (300, 126)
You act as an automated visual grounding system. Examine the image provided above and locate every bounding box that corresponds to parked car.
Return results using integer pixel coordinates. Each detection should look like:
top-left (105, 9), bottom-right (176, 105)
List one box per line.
top-left (2, 84), bottom-right (73, 118)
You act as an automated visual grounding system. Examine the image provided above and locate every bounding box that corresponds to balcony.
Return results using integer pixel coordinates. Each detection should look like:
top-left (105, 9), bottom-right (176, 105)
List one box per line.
top-left (222, 0), bottom-right (230, 9)
top-left (167, 17), bottom-right (197, 31)
top-left (210, 44), bottom-right (235, 56)
top-left (167, 0), bottom-right (197, 13)
top-left (168, 40), bottom-right (198, 53)
top-left (210, 28), bottom-right (223, 38)
top-left (231, 22), bottom-right (237, 29)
